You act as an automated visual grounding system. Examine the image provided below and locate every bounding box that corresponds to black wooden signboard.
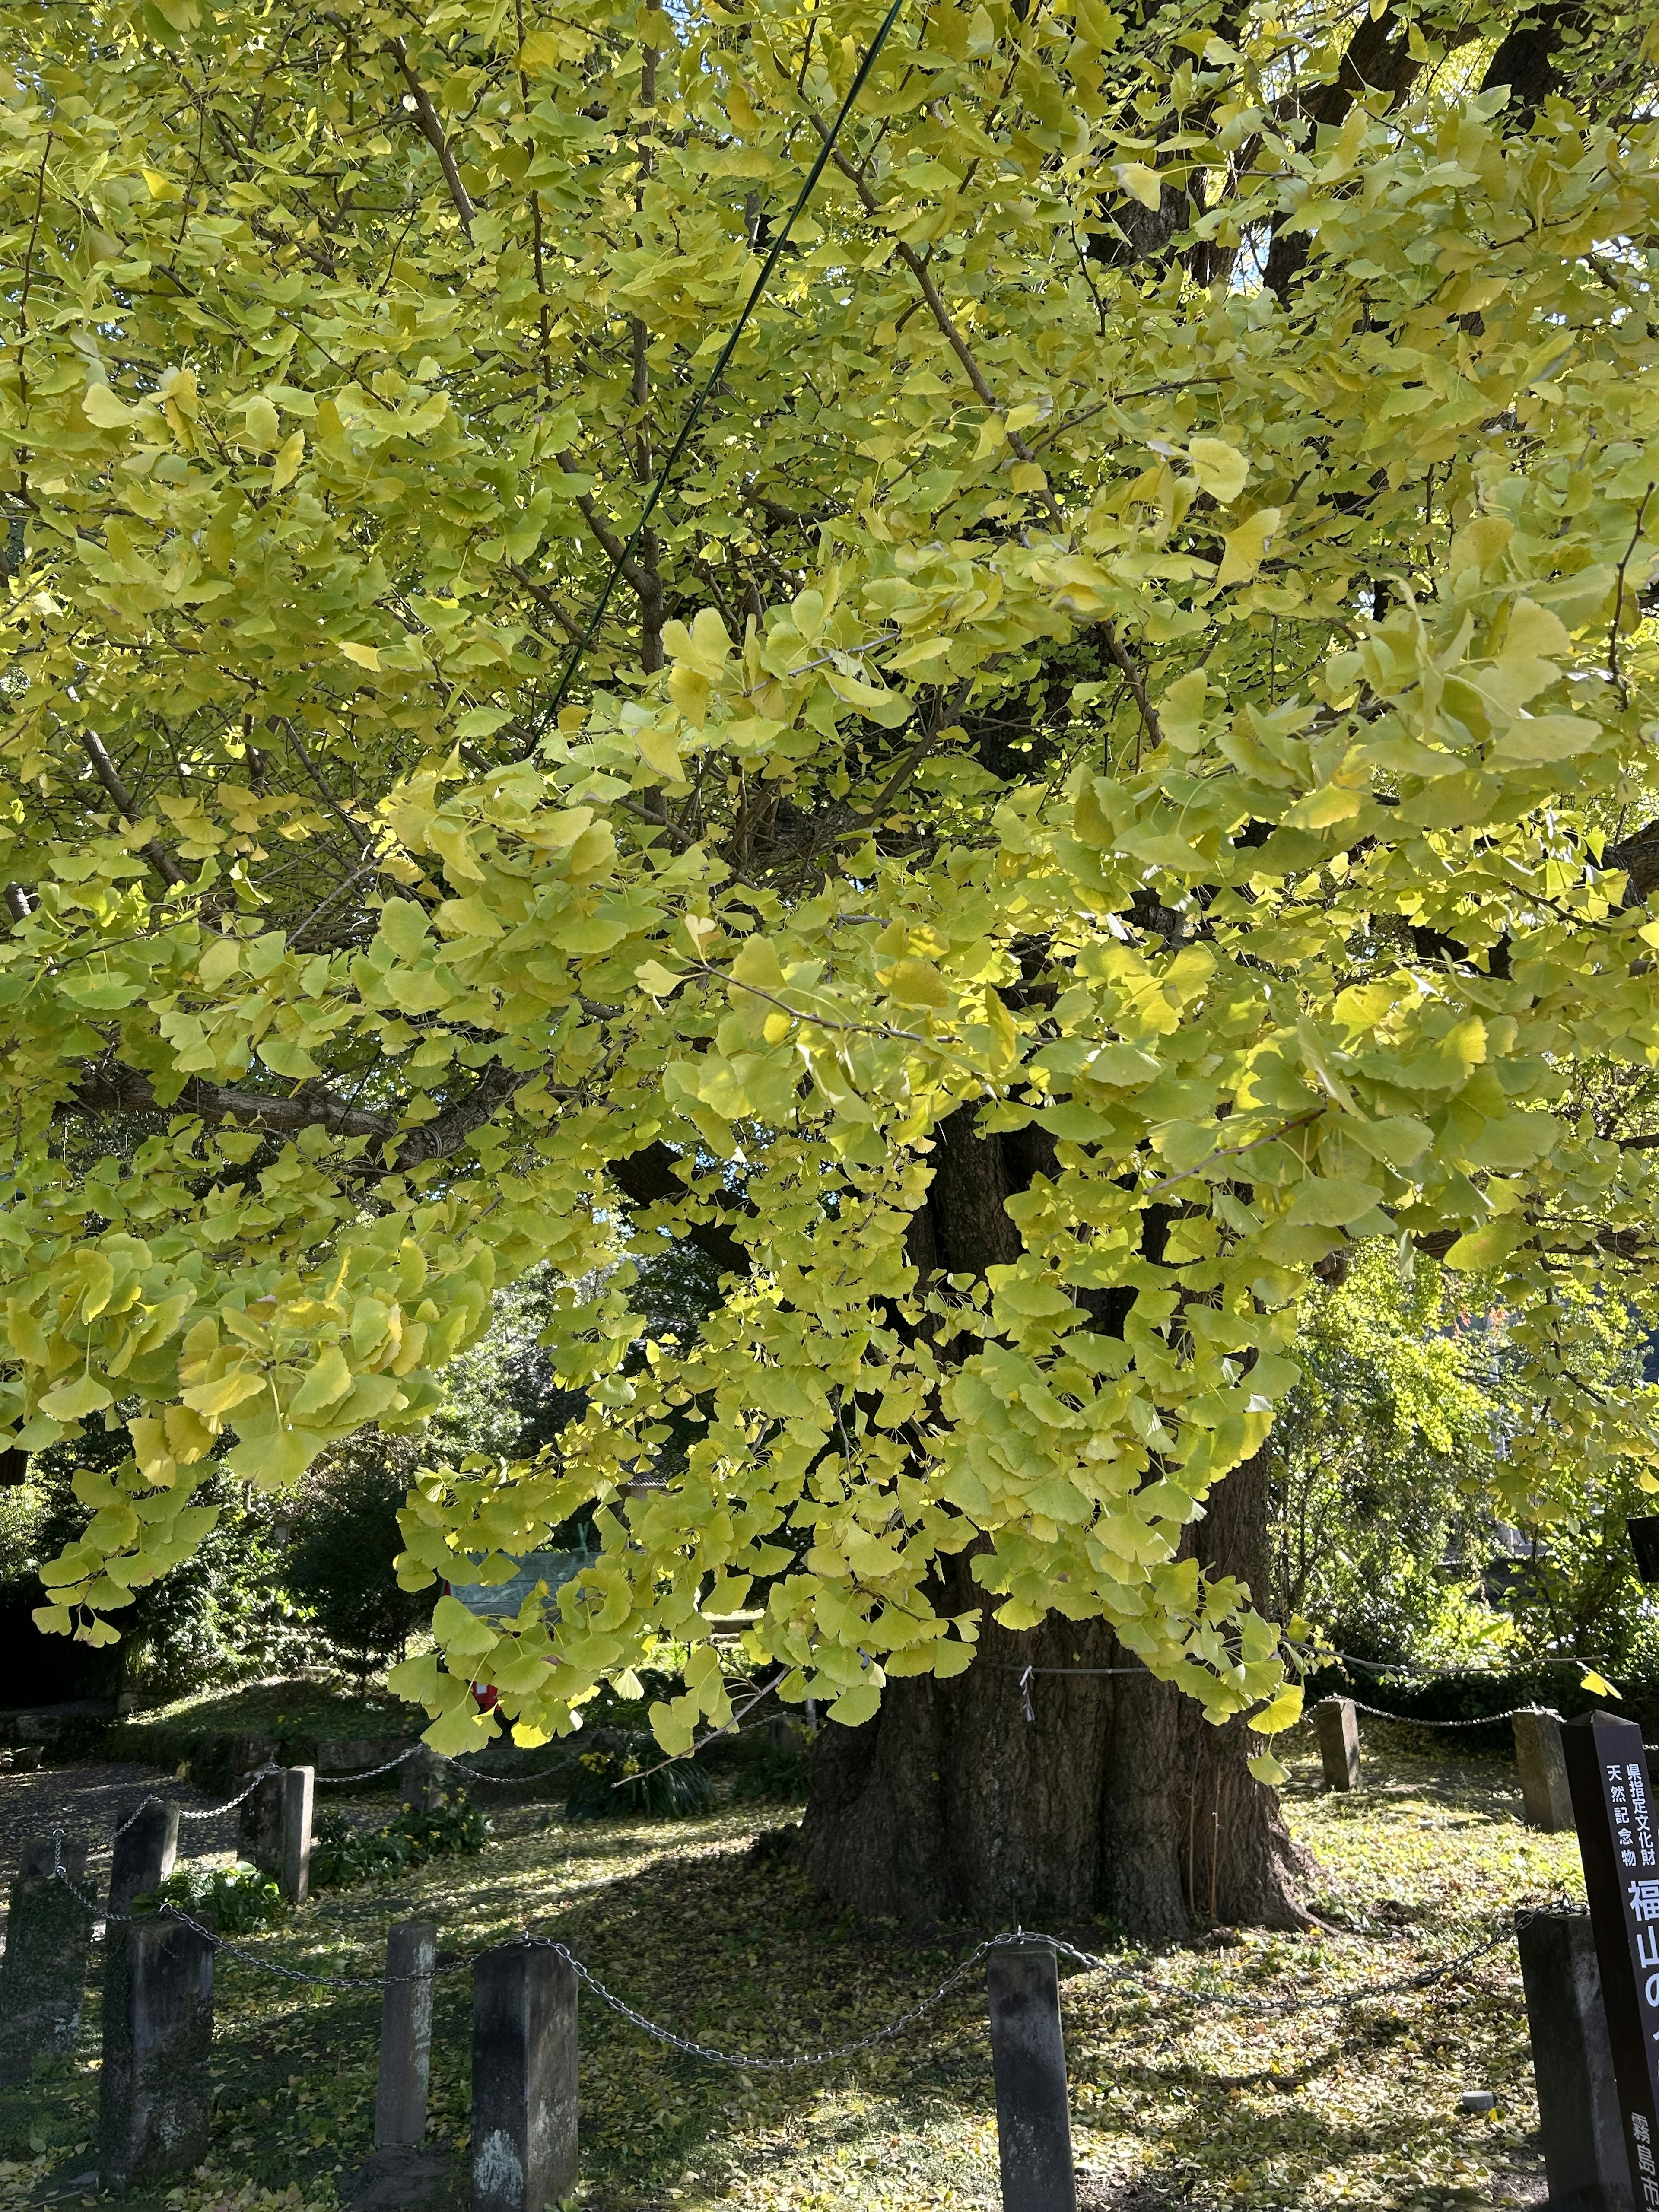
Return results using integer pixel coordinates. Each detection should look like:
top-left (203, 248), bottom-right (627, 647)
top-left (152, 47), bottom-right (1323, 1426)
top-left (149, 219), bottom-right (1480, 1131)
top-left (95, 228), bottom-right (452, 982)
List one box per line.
top-left (1562, 1710), bottom-right (1659, 2211)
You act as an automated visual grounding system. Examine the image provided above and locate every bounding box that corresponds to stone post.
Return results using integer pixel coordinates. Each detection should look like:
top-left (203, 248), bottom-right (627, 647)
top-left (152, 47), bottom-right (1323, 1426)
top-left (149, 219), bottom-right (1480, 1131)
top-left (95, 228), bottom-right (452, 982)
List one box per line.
top-left (280, 1765), bottom-right (314, 1906)
top-left (1516, 1908), bottom-right (1633, 2211)
top-left (100, 1915), bottom-right (214, 2193)
top-left (238, 1767), bottom-right (283, 1875)
top-left (401, 1748), bottom-right (448, 1813)
top-left (1514, 1708), bottom-right (1575, 1833)
top-left (109, 1802), bottom-right (180, 1920)
top-left (1313, 1697), bottom-right (1362, 1792)
top-left (0, 1836), bottom-right (95, 2085)
top-left (375, 1920), bottom-right (438, 2150)
top-left (472, 1944), bottom-right (578, 2212)
top-left (986, 1941), bottom-right (1077, 2212)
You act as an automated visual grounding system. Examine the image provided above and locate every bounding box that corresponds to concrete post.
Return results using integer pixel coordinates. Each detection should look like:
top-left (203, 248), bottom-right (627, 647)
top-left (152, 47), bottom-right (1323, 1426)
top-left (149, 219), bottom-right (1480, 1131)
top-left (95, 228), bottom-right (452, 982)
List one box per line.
top-left (1514, 1707), bottom-right (1576, 1833)
top-left (238, 1767), bottom-right (283, 1875)
top-left (986, 1941), bottom-right (1077, 2212)
top-left (109, 1802), bottom-right (180, 1920)
top-left (471, 1944), bottom-right (578, 2212)
top-left (375, 1920), bottom-right (438, 2150)
top-left (1314, 1697), bottom-right (1362, 1791)
top-left (280, 1765), bottom-right (314, 1906)
top-left (99, 1915), bottom-right (214, 2193)
top-left (401, 1748), bottom-right (448, 1813)
top-left (1516, 1908), bottom-right (1633, 2212)
top-left (0, 1836), bottom-right (95, 2085)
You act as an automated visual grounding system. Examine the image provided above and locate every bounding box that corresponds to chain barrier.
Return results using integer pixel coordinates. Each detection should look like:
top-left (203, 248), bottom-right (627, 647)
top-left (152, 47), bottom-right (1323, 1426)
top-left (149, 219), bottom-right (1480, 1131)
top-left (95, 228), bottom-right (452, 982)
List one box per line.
top-left (1342, 1700), bottom-right (1535, 1729)
top-left (444, 1755), bottom-right (569, 1787)
top-left (39, 1840), bottom-right (481, 1987)
top-left (110, 1763), bottom-right (280, 1841)
top-left (1334, 1651), bottom-right (1611, 1679)
top-left (314, 1749), bottom-right (421, 1786)
top-left (35, 1811), bottom-right (1562, 2046)
top-left (539, 1932), bottom-right (1011, 2067)
top-left (157, 1902), bottom-right (477, 1990)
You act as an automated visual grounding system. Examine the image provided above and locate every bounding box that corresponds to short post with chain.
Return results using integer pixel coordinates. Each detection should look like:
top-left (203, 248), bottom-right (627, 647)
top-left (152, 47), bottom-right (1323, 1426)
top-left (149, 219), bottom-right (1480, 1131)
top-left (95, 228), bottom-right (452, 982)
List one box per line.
top-left (986, 1939), bottom-right (1077, 2212)
top-left (375, 1920), bottom-right (438, 2150)
top-left (279, 1765), bottom-right (314, 1906)
top-left (0, 1836), bottom-right (96, 2085)
top-left (100, 1913), bottom-right (215, 2192)
top-left (109, 1802), bottom-right (179, 1920)
top-left (1314, 1697), bottom-right (1362, 1791)
top-left (472, 1943), bottom-right (578, 2212)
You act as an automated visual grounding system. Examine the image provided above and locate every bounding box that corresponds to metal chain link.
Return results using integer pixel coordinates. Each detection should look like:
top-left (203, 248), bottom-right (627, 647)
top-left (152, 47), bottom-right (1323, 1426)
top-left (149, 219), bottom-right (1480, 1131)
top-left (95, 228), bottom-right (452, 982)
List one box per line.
top-left (311, 1746), bottom-right (566, 1787)
top-left (112, 1764), bottom-right (280, 1839)
top-left (157, 1901), bottom-right (476, 1989)
top-left (314, 1749), bottom-right (421, 1786)
top-left (538, 1933), bottom-right (1012, 2067)
top-left (446, 1757), bottom-right (569, 1786)
top-left (41, 1851), bottom-right (476, 1987)
top-left (37, 1836), bottom-right (1555, 2034)
top-left (1342, 1700), bottom-right (1535, 1728)
top-left (1039, 1918), bottom-right (1531, 2015)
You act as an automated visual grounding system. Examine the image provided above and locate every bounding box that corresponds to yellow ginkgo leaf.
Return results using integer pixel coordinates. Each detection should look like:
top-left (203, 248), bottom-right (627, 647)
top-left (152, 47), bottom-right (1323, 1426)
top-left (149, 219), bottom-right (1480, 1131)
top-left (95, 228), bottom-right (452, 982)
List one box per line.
top-left (1189, 437), bottom-right (1250, 505)
top-left (1216, 507), bottom-right (1282, 586)
top-left (82, 384), bottom-right (134, 429)
top-left (1114, 161), bottom-right (1162, 209)
top-left (270, 429), bottom-right (305, 491)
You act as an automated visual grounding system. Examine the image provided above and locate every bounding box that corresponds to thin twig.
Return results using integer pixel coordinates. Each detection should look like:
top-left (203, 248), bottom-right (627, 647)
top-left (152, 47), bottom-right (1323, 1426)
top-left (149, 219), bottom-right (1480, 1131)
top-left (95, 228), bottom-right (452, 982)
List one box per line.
top-left (1608, 483), bottom-right (1653, 709)
top-left (612, 1669), bottom-right (791, 1787)
top-left (391, 35), bottom-right (477, 235)
top-left (80, 736), bottom-right (186, 888)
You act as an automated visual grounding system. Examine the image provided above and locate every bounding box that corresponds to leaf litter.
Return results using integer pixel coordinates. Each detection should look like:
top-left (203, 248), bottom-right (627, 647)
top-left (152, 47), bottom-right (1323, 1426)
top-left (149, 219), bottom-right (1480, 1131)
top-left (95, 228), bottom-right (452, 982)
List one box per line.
top-left (0, 1721), bottom-right (1579, 2212)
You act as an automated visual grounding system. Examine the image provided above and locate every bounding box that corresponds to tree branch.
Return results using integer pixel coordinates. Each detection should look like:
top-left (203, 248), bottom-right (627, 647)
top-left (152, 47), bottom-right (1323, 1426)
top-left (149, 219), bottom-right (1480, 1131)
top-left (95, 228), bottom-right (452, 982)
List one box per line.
top-left (69, 1060), bottom-right (391, 1138)
top-left (806, 123), bottom-right (1067, 536)
top-left (391, 36), bottom-right (476, 237)
top-left (609, 1141), bottom-right (754, 1275)
top-left (65, 1055), bottom-right (537, 1171)
top-left (81, 735), bottom-right (186, 888)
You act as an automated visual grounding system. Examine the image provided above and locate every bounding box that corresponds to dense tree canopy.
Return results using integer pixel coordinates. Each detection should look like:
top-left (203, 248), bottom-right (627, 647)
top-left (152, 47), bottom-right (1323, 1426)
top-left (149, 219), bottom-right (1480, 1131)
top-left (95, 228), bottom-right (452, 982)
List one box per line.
top-left (3, 0), bottom-right (1657, 1766)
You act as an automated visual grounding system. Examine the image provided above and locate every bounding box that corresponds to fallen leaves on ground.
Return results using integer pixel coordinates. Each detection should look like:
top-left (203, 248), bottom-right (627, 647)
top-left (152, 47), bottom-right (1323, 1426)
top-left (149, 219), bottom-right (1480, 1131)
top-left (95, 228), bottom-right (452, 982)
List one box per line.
top-left (0, 1723), bottom-right (1578, 2211)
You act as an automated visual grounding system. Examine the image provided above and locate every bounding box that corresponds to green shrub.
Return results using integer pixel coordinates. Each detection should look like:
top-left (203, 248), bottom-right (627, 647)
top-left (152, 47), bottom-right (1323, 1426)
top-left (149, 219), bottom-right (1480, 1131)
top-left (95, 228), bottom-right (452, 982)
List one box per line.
top-left (310, 1795), bottom-right (491, 1888)
top-left (564, 1739), bottom-right (715, 1821)
top-left (141, 1860), bottom-right (285, 1935)
top-left (729, 1740), bottom-right (809, 1805)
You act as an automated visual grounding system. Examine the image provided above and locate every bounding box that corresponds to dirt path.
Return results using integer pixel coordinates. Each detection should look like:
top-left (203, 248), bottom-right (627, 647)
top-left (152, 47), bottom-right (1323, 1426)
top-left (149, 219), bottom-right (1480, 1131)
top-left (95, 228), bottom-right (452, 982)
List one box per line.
top-left (0, 1757), bottom-right (246, 1938)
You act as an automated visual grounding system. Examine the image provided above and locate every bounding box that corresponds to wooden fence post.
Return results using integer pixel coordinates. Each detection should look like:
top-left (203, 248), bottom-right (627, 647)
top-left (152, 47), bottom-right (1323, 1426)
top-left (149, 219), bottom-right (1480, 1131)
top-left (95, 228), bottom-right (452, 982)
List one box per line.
top-left (375, 1920), bottom-right (438, 2150)
top-left (109, 1802), bottom-right (179, 1920)
top-left (0, 1837), bottom-right (95, 2085)
top-left (99, 1914), bottom-right (215, 2193)
top-left (1513, 1709), bottom-right (1575, 1833)
top-left (986, 1940), bottom-right (1077, 2212)
top-left (472, 1944), bottom-right (578, 2212)
top-left (280, 1765), bottom-right (314, 1906)
top-left (1515, 1906), bottom-right (1632, 2212)
top-left (1313, 1697), bottom-right (1362, 1791)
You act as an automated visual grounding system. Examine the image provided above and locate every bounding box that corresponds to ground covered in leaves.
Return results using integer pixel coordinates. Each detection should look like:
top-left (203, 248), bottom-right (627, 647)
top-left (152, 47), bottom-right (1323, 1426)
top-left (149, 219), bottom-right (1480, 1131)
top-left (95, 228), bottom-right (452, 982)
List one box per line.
top-left (0, 1719), bottom-right (1580, 2212)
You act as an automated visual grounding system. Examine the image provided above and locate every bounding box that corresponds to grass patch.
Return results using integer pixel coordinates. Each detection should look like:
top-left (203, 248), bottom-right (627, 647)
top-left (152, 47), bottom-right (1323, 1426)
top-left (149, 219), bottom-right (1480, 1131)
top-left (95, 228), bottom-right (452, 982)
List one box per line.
top-left (103, 1676), bottom-right (426, 1788)
top-left (0, 1720), bottom-right (1576, 2212)
top-left (311, 1796), bottom-right (492, 1888)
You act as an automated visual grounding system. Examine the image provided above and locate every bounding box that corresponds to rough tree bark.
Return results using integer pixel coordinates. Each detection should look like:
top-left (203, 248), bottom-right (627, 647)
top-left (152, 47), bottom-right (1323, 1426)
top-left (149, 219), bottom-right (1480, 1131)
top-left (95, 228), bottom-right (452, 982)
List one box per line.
top-left (796, 1108), bottom-right (1311, 1942)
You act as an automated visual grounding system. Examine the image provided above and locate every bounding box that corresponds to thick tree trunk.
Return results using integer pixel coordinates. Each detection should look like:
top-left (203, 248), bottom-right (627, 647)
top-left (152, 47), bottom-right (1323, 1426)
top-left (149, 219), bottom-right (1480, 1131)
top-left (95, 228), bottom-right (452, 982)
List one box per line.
top-left (797, 1108), bottom-right (1310, 1943)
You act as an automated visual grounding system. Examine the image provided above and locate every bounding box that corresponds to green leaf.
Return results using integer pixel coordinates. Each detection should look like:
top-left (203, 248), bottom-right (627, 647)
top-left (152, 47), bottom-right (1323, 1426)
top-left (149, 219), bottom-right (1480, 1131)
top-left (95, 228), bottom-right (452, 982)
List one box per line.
top-left (290, 1344), bottom-right (353, 1417)
top-left (39, 1374), bottom-right (114, 1419)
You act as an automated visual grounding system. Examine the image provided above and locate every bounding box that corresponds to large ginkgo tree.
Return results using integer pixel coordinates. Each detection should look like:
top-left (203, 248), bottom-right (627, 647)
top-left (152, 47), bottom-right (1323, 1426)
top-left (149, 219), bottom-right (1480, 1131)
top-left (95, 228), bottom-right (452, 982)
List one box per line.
top-left (2, 0), bottom-right (1656, 1934)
